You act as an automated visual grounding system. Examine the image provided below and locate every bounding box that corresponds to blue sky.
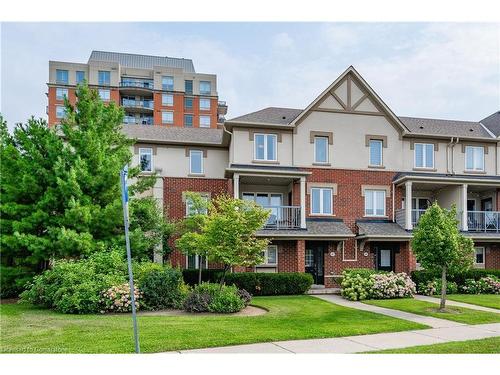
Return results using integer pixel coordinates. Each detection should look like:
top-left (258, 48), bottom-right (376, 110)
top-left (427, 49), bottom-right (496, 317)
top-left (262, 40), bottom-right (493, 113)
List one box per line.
top-left (1, 22), bottom-right (499, 129)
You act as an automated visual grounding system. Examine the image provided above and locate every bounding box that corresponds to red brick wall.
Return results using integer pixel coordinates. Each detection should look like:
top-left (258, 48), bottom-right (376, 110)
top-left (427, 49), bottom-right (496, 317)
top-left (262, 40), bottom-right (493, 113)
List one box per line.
top-left (481, 243), bottom-right (500, 269)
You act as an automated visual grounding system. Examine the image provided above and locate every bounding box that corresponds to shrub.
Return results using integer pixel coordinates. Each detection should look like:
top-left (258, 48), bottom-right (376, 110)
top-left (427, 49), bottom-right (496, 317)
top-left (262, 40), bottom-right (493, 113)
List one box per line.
top-left (209, 284), bottom-right (245, 313)
top-left (0, 265), bottom-right (35, 298)
top-left (139, 267), bottom-right (189, 310)
top-left (341, 272), bottom-right (373, 301)
top-left (417, 279), bottom-right (458, 296)
top-left (183, 290), bottom-right (212, 312)
top-left (224, 272), bottom-right (313, 296)
top-left (237, 289), bottom-right (252, 306)
top-left (371, 272), bottom-right (416, 299)
top-left (183, 282), bottom-right (249, 313)
top-left (411, 269), bottom-right (500, 288)
top-left (100, 283), bottom-right (142, 313)
top-left (460, 276), bottom-right (500, 294)
top-left (182, 269), bottom-right (223, 285)
top-left (134, 262), bottom-right (165, 285)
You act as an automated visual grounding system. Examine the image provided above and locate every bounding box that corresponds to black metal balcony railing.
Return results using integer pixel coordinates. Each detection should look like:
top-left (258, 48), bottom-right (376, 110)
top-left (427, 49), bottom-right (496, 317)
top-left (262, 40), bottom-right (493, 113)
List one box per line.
top-left (123, 116), bottom-right (153, 125)
top-left (262, 206), bottom-right (301, 230)
top-left (121, 99), bottom-right (154, 110)
top-left (120, 80), bottom-right (154, 89)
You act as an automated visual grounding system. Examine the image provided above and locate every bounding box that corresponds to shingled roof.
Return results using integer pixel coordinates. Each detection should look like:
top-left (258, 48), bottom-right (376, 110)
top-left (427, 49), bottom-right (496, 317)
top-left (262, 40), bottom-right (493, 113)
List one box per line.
top-left (480, 111), bottom-right (500, 137)
top-left (356, 221), bottom-right (412, 239)
top-left (121, 125), bottom-right (224, 146)
top-left (257, 219), bottom-right (354, 239)
top-left (88, 50), bottom-right (196, 72)
top-left (228, 107), bottom-right (302, 125)
top-left (398, 116), bottom-right (493, 138)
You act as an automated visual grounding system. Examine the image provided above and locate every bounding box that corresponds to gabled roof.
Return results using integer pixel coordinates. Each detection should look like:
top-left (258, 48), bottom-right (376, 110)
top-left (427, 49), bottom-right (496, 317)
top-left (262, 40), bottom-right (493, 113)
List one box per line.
top-left (399, 116), bottom-right (493, 139)
top-left (121, 125), bottom-right (226, 146)
top-left (228, 107), bottom-right (302, 126)
top-left (480, 111), bottom-right (500, 137)
top-left (88, 50), bottom-right (196, 72)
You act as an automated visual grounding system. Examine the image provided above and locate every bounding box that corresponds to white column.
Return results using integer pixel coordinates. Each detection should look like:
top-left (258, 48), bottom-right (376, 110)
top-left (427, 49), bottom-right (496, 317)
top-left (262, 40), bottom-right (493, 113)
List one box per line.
top-left (405, 181), bottom-right (413, 230)
top-left (461, 184), bottom-right (468, 231)
top-left (233, 173), bottom-right (239, 199)
top-left (300, 177), bottom-right (306, 229)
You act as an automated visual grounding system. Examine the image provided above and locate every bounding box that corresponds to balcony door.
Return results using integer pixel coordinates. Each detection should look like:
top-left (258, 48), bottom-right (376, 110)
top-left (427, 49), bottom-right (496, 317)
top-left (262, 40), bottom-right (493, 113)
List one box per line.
top-left (242, 193), bottom-right (282, 226)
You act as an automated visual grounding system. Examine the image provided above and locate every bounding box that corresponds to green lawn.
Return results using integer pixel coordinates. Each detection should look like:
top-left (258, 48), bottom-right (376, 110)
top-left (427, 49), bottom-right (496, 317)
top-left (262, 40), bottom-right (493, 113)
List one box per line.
top-left (445, 294), bottom-right (500, 310)
top-left (370, 336), bottom-right (500, 354)
top-left (0, 296), bottom-right (426, 353)
top-left (364, 298), bottom-right (500, 325)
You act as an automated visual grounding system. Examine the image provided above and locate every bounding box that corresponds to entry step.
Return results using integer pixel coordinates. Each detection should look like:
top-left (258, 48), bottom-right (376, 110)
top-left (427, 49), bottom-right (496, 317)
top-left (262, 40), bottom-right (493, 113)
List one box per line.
top-left (306, 287), bottom-right (341, 295)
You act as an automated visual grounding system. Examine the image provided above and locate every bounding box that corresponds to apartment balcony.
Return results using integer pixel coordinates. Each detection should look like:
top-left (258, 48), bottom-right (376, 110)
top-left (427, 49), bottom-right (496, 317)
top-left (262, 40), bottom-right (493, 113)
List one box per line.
top-left (119, 79), bottom-right (154, 95)
top-left (123, 115), bottom-right (153, 125)
top-left (262, 206), bottom-right (301, 230)
top-left (121, 99), bottom-right (154, 113)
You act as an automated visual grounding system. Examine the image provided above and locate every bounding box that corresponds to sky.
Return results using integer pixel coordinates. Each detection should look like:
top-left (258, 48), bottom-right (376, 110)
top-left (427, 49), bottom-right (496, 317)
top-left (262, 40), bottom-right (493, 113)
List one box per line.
top-left (1, 22), bottom-right (499, 130)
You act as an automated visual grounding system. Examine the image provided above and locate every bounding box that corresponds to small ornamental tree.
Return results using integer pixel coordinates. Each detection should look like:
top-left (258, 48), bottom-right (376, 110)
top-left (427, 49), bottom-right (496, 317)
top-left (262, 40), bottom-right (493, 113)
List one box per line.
top-left (412, 203), bottom-right (474, 311)
top-left (176, 192), bottom-right (210, 285)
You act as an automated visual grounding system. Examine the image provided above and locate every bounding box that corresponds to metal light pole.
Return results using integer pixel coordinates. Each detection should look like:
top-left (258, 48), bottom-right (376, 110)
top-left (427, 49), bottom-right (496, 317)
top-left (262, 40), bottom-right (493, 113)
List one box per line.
top-left (120, 165), bottom-right (140, 354)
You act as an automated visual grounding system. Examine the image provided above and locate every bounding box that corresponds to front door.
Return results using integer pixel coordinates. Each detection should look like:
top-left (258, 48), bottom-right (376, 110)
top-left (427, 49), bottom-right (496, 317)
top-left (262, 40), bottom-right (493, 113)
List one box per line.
top-left (305, 245), bottom-right (324, 285)
top-left (373, 243), bottom-right (397, 272)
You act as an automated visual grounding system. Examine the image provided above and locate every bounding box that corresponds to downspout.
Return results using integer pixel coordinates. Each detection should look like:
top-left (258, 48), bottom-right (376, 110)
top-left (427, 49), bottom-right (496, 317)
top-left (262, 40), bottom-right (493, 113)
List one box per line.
top-left (450, 137), bottom-right (459, 175)
top-left (446, 137), bottom-right (454, 174)
top-left (392, 182), bottom-right (395, 222)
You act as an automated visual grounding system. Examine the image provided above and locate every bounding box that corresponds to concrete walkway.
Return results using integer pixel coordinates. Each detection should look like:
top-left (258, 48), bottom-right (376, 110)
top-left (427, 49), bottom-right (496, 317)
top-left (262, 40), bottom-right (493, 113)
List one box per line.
top-left (415, 295), bottom-right (500, 314)
top-left (314, 294), bottom-right (465, 328)
top-left (166, 323), bottom-right (500, 353)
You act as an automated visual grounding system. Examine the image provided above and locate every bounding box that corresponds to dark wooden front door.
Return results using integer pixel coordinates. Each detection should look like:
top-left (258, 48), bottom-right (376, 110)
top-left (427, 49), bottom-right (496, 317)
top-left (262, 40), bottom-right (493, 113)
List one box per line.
top-left (372, 243), bottom-right (398, 272)
top-left (305, 244), bottom-right (325, 285)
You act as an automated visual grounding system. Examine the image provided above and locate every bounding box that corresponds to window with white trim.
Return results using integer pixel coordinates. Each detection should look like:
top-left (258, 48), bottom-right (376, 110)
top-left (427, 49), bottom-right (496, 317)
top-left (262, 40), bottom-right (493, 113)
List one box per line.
top-left (161, 111), bottom-right (173, 124)
top-left (186, 254), bottom-right (208, 270)
top-left (200, 98), bottom-right (211, 110)
top-left (254, 134), bottom-right (277, 161)
top-left (314, 136), bottom-right (328, 163)
top-left (414, 143), bottom-right (434, 168)
top-left (56, 88), bottom-right (68, 101)
top-left (139, 148), bottom-right (153, 172)
top-left (98, 89), bottom-right (110, 101)
top-left (56, 105), bottom-right (66, 119)
top-left (260, 245), bottom-right (278, 266)
top-left (369, 139), bottom-right (383, 166)
top-left (311, 188), bottom-right (333, 215)
top-left (365, 190), bottom-right (386, 217)
top-left (465, 146), bottom-right (484, 171)
top-left (189, 150), bottom-right (203, 174)
top-left (474, 247), bottom-right (485, 268)
top-left (186, 194), bottom-right (209, 216)
top-left (199, 115), bottom-right (211, 128)
top-left (162, 93), bottom-right (173, 106)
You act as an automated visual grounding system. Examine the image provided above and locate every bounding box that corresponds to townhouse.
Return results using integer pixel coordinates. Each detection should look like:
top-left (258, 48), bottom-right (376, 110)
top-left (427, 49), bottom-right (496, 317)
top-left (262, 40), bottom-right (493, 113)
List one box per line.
top-left (124, 66), bottom-right (500, 287)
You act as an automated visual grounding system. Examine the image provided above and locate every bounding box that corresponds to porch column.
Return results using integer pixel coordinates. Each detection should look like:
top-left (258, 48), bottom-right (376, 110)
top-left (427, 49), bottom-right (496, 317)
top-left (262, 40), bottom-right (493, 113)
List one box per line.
top-left (461, 184), bottom-right (468, 231)
top-left (233, 173), bottom-right (239, 199)
top-left (405, 181), bottom-right (413, 230)
top-left (300, 177), bottom-right (306, 229)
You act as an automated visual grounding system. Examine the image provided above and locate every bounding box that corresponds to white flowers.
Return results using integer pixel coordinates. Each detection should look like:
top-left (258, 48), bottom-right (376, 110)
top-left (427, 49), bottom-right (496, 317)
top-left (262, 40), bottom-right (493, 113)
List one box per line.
top-left (100, 283), bottom-right (142, 313)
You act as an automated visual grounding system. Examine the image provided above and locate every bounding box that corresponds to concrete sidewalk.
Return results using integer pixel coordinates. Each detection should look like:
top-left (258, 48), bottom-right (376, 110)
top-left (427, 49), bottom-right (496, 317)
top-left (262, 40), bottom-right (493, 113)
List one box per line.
top-left (314, 294), bottom-right (465, 328)
top-left (166, 323), bottom-right (500, 353)
top-left (415, 295), bottom-right (500, 314)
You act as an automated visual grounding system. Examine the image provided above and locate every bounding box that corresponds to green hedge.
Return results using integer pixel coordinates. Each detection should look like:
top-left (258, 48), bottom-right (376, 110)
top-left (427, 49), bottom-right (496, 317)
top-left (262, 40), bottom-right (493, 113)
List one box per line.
top-left (182, 269), bottom-right (224, 286)
top-left (411, 269), bottom-right (500, 288)
top-left (224, 272), bottom-right (313, 296)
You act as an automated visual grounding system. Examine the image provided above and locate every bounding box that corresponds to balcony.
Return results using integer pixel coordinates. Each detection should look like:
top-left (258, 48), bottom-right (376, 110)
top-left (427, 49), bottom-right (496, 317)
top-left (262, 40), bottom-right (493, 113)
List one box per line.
top-left (262, 206), bottom-right (301, 230)
top-left (119, 79), bottom-right (154, 95)
top-left (123, 116), bottom-right (153, 125)
top-left (468, 211), bottom-right (500, 232)
top-left (121, 99), bottom-right (154, 113)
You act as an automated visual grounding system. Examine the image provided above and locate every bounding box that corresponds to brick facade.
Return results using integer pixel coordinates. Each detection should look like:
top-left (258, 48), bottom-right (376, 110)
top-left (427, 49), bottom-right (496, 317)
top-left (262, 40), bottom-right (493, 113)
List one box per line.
top-left (480, 243), bottom-right (500, 269)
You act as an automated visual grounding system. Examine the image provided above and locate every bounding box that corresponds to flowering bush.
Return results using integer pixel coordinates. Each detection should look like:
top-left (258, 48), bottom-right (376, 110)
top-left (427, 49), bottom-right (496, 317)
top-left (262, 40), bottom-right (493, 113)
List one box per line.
top-left (460, 276), bottom-right (500, 294)
top-left (183, 282), bottom-right (249, 313)
top-left (371, 272), bottom-right (416, 299)
top-left (341, 272), bottom-right (374, 301)
top-left (100, 283), bottom-right (142, 313)
top-left (417, 279), bottom-right (458, 296)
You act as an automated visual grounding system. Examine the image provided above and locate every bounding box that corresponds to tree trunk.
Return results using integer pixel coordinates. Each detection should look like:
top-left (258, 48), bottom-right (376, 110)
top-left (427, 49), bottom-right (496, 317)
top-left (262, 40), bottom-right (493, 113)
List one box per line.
top-left (439, 265), bottom-right (447, 311)
top-left (219, 264), bottom-right (230, 289)
top-left (197, 258), bottom-right (203, 285)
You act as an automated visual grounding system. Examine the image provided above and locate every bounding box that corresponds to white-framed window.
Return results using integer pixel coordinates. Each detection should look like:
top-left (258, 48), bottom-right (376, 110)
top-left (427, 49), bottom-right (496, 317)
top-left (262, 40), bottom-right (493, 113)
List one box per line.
top-left (56, 105), bottom-right (66, 119)
top-left (162, 76), bottom-right (174, 91)
top-left (311, 187), bottom-right (333, 215)
top-left (139, 148), bottom-right (153, 172)
top-left (260, 245), bottom-right (278, 266)
top-left (465, 146), bottom-right (485, 171)
top-left (474, 247), bottom-right (485, 268)
top-left (56, 88), bottom-right (68, 101)
top-left (314, 136), bottom-right (329, 163)
top-left (199, 81), bottom-right (211, 95)
top-left (365, 189), bottom-right (386, 217)
top-left (199, 115), bottom-right (211, 128)
top-left (369, 139), bottom-right (383, 166)
top-left (186, 194), bottom-right (209, 216)
top-left (254, 133), bottom-right (277, 161)
top-left (199, 98), bottom-right (211, 110)
top-left (98, 89), bottom-right (110, 101)
top-left (189, 150), bottom-right (204, 174)
top-left (414, 143), bottom-right (435, 169)
top-left (161, 111), bottom-right (173, 124)
top-left (186, 254), bottom-right (208, 270)
top-left (162, 93), bottom-right (173, 106)
top-left (305, 249), bottom-right (314, 267)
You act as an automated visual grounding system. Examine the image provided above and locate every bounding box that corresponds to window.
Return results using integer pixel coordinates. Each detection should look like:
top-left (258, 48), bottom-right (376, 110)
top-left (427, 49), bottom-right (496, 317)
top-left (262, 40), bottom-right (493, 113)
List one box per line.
top-left (369, 139), bottom-right (383, 166)
top-left (254, 134), bottom-right (277, 161)
top-left (184, 97), bottom-right (193, 109)
top-left (98, 70), bottom-right (110, 86)
top-left (474, 247), bottom-right (485, 268)
top-left (98, 89), bottom-right (110, 101)
top-left (199, 81), bottom-right (211, 95)
top-left (56, 88), bottom-right (68, 100)
top-left (161, 111), bottom-right (173, 124)
top-left (186, 194), bottom-right (209, 216)
top-left (415, 143), bottom-right (434, 169)
top-left (260, 246), bottom-right (278, 266)
top-left (311, 188), bottom-right (333, 215)
top-left (305, 249), bottom-right (314, 267)
top-left (162, 93), bottom-right (173, 106)
top-left (189, 150), bottom-right (203, 174)
top-left (56, 105), bottom-right (66, 119)
top-left (187, 254), bottom-right (207, 270)
top-left (185, 80), bottom-right (193, 94)
top-left (365, 190), bottom-right (386, 217)
top-left (56, 69), bottom-right (68, 84)
top-left (465, 146), bottom-right (485, 171)
top-left (76, 71), bottom-right (85, 84)
top-left (184, 114), bottom-right (193, 127)
top-left (314, 136), bottom-right (329, 163)
top-left (139, 148), bottom-right (153, 172)
top-left (199, 98), bottom-right (211, 110)
top-left (162, 76), bottom-right (174, 91)
top-left (200, 115), bottom-right (211, 128)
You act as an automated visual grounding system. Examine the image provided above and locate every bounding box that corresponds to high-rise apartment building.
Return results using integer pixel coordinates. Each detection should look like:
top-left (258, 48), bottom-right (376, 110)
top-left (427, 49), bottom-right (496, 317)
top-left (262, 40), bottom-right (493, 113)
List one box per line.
top-left (47, 51), bottom-right (227, 127)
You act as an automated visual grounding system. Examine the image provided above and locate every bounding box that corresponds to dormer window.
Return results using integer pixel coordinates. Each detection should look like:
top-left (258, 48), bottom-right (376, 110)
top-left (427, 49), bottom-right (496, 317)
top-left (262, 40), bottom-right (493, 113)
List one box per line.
top-left (254, 133), bottom-right (277, 161)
